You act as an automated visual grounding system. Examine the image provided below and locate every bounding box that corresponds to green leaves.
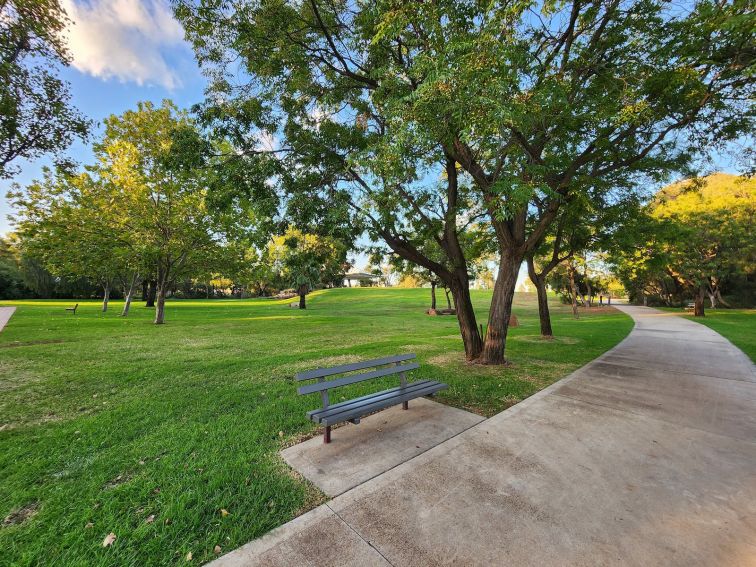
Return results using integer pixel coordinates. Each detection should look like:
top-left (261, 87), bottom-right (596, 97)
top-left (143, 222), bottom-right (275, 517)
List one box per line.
top-left (0, 0), bottom-right (90, 178)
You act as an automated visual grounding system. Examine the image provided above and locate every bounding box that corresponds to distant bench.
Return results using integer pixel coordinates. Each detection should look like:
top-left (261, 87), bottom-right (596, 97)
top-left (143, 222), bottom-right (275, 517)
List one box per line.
top-left (684, 301), bottom-right (695, 311)
top-left (66, 304), bottom-right (79, 315)
top-left (295, 353), bottom-right (447, 443)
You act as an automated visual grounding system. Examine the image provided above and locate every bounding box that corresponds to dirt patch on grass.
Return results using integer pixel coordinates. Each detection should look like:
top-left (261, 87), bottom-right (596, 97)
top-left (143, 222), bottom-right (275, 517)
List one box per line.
top-left (103, 473), bottom-right (133, 491)
top-left (3, 502), bottom-right (40, 527)
top-left (427, 351), bottom-right (515, 372)
top-left (514, 335), bottom-right (581, 345)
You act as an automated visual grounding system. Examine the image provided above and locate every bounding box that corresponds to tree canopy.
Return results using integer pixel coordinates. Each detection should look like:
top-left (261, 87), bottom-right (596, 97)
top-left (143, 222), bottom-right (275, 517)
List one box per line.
top-left (0, 0), bottom-right (89, 178)
top-left (175, 0), bottom-right (754, 363)
top-left (610, 173), bottom-right (755, 314)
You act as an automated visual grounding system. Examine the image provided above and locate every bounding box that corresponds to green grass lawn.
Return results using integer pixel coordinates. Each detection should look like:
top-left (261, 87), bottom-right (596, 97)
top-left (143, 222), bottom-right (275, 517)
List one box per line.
top-left (665, 308), bottom-right (756, 362)
top-left (0, 288), bottom-right (631, 566)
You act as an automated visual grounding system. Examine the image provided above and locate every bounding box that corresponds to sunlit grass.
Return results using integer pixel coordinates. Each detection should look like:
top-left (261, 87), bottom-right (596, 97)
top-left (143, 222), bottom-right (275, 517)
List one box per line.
top-left (0, 288), bottom-right (631, 566)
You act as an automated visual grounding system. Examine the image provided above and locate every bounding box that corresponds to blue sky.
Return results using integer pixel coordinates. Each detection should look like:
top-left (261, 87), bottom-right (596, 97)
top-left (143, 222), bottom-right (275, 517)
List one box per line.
top-left (0, 0), bottom-right (207, 236)
top-left (0, 0), bottom-right (748, 266)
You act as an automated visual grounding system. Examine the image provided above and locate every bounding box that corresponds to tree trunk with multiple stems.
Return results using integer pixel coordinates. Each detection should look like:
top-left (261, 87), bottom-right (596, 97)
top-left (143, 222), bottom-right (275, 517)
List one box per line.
top-left (694, 286), bottom-right (706, 317)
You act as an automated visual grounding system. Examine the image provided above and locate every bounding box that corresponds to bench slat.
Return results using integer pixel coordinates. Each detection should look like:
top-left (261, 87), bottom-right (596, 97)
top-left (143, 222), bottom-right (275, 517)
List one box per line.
top-left (297, 362), bottom-right (420, 395)
top-left (307, 379), bottom-right (437, 421)
top-left (295, 353), bottom-right (416, 381)
top-left (318, 382), bottom-right (447, 426)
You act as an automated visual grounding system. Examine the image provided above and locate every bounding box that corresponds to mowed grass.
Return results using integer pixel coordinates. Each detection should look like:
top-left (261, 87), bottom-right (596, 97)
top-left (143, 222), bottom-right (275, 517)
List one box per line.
top-left (0, 288), bottom-right (632, 566)
top-left (669, 308), bottom-right (756, 362)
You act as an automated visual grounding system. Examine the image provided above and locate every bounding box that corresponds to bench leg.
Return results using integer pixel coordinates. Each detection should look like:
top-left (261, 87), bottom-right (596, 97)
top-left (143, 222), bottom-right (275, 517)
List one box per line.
top-left (402, 401), bottom-right (408, 410)
top-left (324, 426), bottom-right (331, 444)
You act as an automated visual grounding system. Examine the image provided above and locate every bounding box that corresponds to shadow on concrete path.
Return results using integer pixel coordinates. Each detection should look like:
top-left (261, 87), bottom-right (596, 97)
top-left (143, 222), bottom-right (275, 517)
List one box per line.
top-left (213, 305), bottom-right (756, 567)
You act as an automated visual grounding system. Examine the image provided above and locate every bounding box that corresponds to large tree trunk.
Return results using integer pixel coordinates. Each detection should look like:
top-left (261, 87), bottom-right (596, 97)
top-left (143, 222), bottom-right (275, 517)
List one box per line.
top-left (145, 280), bottom-right (156, 307)
top-left (449, 276), bottom-right (482, 360)
top-left (526, 256), bottom-right (553, 337)
top-left (694, 286), bottom-right (706, 317)
top-left (430, 280), bottom-right (437, 310)
top-left (479, 252), bottom-right (521, 365)
top-left (102, 284), bottom-right (110, 312)
top-left (298, 285), bottom-right (307, 309)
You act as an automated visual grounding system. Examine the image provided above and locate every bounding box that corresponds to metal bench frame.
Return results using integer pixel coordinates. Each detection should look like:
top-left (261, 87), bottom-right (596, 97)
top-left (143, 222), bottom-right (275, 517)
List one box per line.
top-left (295, 353), bottom-right (447, 443)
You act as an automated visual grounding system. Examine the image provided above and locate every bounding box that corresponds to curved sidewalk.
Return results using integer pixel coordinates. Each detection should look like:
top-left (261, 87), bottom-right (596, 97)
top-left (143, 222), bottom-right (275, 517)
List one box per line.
top-left (216, 306), bottom-right (756, 566)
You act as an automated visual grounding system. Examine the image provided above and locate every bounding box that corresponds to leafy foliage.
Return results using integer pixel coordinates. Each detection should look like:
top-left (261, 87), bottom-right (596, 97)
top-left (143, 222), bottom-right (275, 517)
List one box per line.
top-left (611, 173), bottom-right (756, 309)
top-left (0, 0), bottom-right (89, 178)
top-left (175, 0), bottom-right (755, 362)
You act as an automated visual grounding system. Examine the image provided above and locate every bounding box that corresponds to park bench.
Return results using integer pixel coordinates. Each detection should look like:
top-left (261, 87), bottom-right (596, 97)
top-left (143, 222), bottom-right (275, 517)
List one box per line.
top-left (295, 353), bottom-right (447, 443)
top-left (684, 301), bottom-right (695, 311)
top-left (65, 303), bottom-right (79, 315)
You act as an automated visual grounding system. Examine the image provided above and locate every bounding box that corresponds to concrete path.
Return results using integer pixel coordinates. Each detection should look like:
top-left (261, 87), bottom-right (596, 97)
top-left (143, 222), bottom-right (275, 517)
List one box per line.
top-left (282, 398), bottom-right (484, 496)
top-left (214, 306), bottom-right (756, 567)
top-left (0, 307), bottom-right (15, 332)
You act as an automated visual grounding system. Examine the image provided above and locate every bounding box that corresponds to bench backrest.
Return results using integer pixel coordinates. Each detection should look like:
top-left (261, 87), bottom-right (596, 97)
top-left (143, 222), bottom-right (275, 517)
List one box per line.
top-left (295, 354), bottom-right (418, 396)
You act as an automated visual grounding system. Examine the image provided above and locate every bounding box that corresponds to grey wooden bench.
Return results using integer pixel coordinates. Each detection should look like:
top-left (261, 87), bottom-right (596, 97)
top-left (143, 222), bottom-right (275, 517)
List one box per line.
top-left (295, 353), bottom-right (447, 443)
top-left (684, 301), bottom-right (695, 311)
top-left (65, 303), bottom-right (79, 314)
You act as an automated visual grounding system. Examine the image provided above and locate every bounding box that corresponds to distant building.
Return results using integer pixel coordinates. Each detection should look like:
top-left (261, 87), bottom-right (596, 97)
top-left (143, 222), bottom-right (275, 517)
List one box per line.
top-left (343, 272), bottom-right (380, 287)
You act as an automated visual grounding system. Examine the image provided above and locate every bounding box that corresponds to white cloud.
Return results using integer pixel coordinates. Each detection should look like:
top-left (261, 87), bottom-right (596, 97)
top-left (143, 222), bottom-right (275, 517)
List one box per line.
top-left (62, 0), bottom-right (187, 89)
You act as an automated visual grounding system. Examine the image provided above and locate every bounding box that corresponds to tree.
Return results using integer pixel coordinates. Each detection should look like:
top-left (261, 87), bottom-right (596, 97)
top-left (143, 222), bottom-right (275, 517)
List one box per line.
top-left (652, 174), bottom-right (755, 316)
top-left (0, 0), bottom-right (89, 178)
top-left (177, 0), bottom-right (754, 363)
top-left (267, 227), bottom-right (348, 309)
top-left (9, 168), bottom-right (131, 312)
top-left (610, 174), bottom-right (755, 315)
top-left (0, 236), bottom-right (27, 298)
top-left (94, 101), bottom-right (232, 324)
top-left (8, 101), bottom-right (245, 323)
top-left (528, 191), bottom-right (639, 334)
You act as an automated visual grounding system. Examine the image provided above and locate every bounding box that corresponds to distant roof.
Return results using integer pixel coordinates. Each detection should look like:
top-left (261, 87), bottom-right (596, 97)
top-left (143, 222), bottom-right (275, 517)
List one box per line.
top-left (344, 272), bottom-right (379, 280)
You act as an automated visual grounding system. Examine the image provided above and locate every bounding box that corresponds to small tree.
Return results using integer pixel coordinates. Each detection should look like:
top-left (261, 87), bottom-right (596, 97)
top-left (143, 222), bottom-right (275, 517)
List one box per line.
top-left (9, 168), bottom-right (138, 312)
top-left (267, 228), bottom-right (347, 309)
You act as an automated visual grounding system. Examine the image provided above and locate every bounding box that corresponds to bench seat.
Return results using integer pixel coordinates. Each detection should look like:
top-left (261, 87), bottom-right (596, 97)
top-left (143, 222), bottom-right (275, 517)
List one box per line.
top-left (308, 379), bottom-right (447, 426)
top-left (295, 353), bottom-right (447, 443)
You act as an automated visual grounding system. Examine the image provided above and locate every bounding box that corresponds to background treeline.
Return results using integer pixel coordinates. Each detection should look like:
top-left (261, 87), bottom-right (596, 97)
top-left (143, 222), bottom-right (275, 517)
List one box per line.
top-left (609, 174), bottom-right (755, 314)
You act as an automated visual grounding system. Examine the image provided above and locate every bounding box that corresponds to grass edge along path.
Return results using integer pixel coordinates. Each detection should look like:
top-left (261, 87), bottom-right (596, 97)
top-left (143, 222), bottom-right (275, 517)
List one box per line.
top-left (0, 289), bottom-right (632, 566)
